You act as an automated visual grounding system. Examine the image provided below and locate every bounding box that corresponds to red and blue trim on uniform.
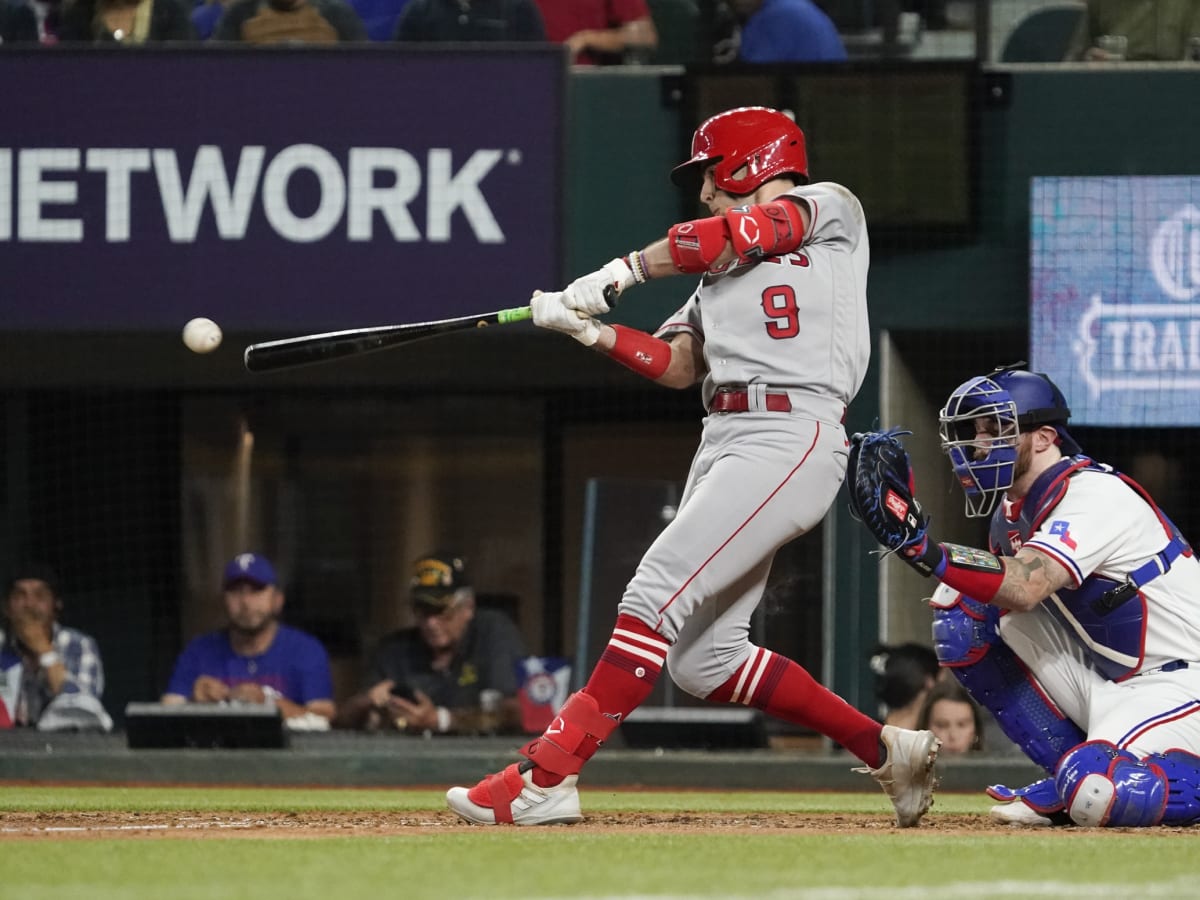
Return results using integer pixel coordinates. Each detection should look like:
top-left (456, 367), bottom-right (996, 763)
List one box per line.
top-left (1116, 699), bottom-right (1200, 750)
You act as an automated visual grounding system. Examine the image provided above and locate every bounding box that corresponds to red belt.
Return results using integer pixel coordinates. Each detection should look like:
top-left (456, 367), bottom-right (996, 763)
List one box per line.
top-left (710, 389), bottom-right (792, 413)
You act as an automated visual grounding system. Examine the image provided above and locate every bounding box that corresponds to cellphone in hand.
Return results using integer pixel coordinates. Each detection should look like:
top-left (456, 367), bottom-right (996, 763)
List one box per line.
top-left (389, 683), bottom-right (418, 703)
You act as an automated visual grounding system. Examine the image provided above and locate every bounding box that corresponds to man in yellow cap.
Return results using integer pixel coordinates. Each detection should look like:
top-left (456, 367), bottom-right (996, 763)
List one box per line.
top-left (334, 551), bottom-right (526, 734)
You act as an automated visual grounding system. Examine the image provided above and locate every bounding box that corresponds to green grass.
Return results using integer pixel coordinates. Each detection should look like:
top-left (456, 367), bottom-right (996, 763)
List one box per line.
top-left (2, 787), bottom-right (1197, 900)
top-left (0, 785), bottom-right (991, 814)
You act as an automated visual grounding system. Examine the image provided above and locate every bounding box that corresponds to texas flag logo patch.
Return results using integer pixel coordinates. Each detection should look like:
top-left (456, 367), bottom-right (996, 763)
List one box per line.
top-left (1049, 520), bottom-right (1077, 550)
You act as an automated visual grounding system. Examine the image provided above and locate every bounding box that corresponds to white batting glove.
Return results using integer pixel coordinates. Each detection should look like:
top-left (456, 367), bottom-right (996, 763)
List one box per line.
top-left (531, 290), bottom-right (601, 347)
top-left (562, 257), bottom-right (637, 315)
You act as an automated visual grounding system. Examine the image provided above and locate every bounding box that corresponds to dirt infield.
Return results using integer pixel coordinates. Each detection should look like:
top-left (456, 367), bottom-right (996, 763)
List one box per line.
top-left (3, 809), bottom-right (1180, 839)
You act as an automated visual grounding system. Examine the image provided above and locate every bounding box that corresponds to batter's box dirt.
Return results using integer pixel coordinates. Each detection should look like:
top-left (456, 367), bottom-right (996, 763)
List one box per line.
top-left (1, 810), bottom-right (1176, 839)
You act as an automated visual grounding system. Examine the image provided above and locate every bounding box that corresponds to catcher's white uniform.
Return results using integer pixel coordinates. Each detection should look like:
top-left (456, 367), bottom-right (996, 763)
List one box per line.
top-left (992, 465), bottom-right (1200, 757)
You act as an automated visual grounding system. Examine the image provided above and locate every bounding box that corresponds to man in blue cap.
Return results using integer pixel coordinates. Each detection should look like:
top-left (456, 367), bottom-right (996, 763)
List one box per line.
top-left (161, 553), bottom-right (334, 724)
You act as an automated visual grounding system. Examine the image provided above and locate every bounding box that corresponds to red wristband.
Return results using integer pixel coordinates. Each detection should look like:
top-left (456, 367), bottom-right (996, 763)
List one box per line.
top-left (607, 325), bottom-right (671, 380)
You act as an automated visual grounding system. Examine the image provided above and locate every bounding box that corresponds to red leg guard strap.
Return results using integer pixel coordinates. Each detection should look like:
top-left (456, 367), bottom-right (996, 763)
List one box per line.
top-left (483, 763), bottom-right (525, 824)
top-left (520, 692), bottom-right (620, 777)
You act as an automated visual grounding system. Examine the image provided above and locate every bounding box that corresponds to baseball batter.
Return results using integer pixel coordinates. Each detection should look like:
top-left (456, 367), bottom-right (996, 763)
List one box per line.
top-left (890, 366), bottom-right (1200, 826)
top-left (447, 106), bottom-right (940, 827)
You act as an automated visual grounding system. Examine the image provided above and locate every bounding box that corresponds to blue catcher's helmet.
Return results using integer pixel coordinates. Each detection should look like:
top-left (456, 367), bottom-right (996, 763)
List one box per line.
top-left (938, 365), bottom-right (1081, 517)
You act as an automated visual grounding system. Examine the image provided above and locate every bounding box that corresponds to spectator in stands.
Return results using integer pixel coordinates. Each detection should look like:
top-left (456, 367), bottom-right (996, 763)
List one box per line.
top-left (394, 0), bottom-right (543, 41)
top-left (57, 0), bottom-right (194, 41)
top-left (917, 677), bottom-right (983, 754)
top-left (869, 641), bottom-right (940, 731)
top-left (333, 550), bottom-right (527, 735)
top-left (344, 0), bottom-right (408, 40)
top-left (0, 0), bottom-right (38, 41)
top-left (1070, 0), bottom-right (1200, 61)
top-left (213, 0), bottom-right (365, 42)
top-left (722, 0), bottom-right (846, 62)
top-left (902, 0), bottom-right (946, 31)
top-left (161, 553), bottom-right (335, 726)
top-left (191, 0), bottom-right (225, 38)
top-left (0, 564), bottom-right (110, 731)
top-left (536, 0), bottom-right (658, 65)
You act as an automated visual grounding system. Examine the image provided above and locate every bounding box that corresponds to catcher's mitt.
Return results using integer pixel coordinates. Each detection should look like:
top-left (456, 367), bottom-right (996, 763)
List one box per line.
top-left (847, 429), bottom-right (930, 558)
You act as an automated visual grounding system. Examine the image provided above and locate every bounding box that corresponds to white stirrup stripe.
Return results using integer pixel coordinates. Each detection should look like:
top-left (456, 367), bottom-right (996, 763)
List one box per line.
top-left (609, 638), bottom-right (666, 667)
top-left (612, 627), bottom-right (671, 652)
top-left (741, 649), bottom-right (772, 705)
top-left (724, 652), bottom-right (763, 710)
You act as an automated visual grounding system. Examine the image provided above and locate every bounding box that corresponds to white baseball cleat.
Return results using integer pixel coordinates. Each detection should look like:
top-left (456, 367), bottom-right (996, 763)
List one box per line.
top-left (447, 763), bottom-right (583, 826)
top-left (989, 798), bottom-right (1057, 827)
top-left (855, 725), bottom-right (941, 827)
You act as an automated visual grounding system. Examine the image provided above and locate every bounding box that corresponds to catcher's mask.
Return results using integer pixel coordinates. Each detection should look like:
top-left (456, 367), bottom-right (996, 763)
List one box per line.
top-left (670, 106), bottom-right (809, 196)
top-left (939, 365), bottom-right (1080, 518)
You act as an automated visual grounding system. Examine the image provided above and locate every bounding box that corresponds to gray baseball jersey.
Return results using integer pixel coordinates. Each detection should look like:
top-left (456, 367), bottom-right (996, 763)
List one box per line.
top-left (615, 181), bottom-right (870, 696)
top-left (655, 182), bottom-right (870, 418)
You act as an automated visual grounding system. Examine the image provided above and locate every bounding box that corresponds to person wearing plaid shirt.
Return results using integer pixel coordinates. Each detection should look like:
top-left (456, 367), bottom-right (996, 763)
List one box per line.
top-left (0, 564), bottom-right (106, 728)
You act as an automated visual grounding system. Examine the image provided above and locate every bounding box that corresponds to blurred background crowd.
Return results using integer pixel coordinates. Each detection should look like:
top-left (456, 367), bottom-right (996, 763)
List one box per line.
top-left (3, 1), bottom-right (1198, 67)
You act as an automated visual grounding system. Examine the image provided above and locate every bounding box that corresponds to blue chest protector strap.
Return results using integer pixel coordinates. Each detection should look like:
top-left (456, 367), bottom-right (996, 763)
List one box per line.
top-left (991, 457), bottom-right (1192, 615)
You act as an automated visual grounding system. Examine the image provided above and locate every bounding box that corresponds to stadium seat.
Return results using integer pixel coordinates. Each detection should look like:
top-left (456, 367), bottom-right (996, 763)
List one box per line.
top-left (348, 0), bottom-right (410, 41)
top-left (646, 0), bottom-right (704, 65)
top-left (1000, 3), bottom-right (1086, 63)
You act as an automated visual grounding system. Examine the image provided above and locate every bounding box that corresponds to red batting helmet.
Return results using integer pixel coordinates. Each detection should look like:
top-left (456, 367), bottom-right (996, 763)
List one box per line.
top-left (670, 106), bottom-right (809, 195)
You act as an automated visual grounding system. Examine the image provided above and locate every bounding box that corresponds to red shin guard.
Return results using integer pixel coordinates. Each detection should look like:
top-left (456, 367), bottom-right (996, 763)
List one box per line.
top-left (521, 692), bottom-right (620, 778)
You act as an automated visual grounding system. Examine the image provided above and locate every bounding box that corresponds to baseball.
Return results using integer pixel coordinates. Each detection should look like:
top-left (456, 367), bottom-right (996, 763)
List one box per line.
top-left (182, 317), bottom-right (222, 354)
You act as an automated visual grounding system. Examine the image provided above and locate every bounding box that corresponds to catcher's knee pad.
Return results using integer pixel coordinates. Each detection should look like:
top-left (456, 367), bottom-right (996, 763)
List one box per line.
top-left (932, 589), bottom-right (1084, 773)
top-left (931, 589), bottom-right (1000, 665)
top-left (1056, 741), bottom-right (1170, 827)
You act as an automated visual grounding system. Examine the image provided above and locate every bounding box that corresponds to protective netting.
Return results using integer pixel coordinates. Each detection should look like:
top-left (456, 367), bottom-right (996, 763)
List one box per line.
top-left (4, 41), bottom-right (1197, 730)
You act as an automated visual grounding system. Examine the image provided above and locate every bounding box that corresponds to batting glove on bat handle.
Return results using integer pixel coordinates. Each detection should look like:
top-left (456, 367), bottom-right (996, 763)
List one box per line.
top-left (563, 258), bottom-right (635, 315)
top-left (531, 290), bottom-right (602, 346)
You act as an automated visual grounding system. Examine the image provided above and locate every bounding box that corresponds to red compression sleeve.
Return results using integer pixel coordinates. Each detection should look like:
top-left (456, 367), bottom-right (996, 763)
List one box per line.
top-left (726, 200), bottom-right (806, 261)
top-left (607, 325), bottom-right (672, 380)
top-left (667, 216), bottom-right (731, 273)
top-left (933, 542), bottom-right (1006, 603)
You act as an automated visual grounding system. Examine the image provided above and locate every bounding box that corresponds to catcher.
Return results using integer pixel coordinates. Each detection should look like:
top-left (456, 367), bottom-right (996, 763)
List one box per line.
top-left (849, 363), bottom-right (1200, 827)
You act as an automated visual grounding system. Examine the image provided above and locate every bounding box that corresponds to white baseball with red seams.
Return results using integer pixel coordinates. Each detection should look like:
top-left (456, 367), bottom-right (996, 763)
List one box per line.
top-left (182, 317), bottom-right (223, 354)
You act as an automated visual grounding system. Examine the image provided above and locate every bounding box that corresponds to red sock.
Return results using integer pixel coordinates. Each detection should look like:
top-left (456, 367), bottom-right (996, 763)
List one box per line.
top-left (708, 646), bottom-right (883, 768)
top-left (530, 614), bottom-right (668, 788)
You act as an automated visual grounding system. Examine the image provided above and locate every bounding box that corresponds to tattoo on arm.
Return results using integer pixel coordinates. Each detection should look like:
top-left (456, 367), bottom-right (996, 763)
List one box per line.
top-left (996, 549), bottom-right (1071, 610)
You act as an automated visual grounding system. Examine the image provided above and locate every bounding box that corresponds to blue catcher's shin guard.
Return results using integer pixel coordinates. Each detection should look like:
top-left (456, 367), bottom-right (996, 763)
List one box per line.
top-left (1149, 749), bottom-right (1200, 826)
top-left (931, 590), bottom-right (1085, 773)
top-left (1056, 741), bottom-right (1168, 827)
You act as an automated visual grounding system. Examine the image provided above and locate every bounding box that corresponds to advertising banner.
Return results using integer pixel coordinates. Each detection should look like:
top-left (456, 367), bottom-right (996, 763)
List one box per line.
top-left (1031, 177), bottom-right (1200, 425)
top-left (0, 48), bottom-right (564, 332)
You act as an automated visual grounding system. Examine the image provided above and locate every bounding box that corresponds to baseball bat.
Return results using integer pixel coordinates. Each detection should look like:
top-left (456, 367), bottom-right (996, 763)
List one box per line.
top-left (243, 286), bottom-right (617, 374)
